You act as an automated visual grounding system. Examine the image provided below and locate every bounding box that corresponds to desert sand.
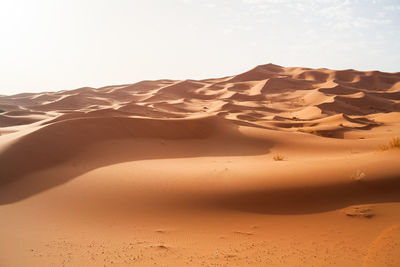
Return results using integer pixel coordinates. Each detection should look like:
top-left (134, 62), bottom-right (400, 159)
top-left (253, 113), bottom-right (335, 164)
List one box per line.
top-left (1, 63), bottom-right (400, 266)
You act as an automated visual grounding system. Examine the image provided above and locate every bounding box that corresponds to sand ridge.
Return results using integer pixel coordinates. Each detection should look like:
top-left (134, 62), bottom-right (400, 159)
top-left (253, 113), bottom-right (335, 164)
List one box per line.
top-left (1, 64), bottom-right (399, 131)
top-left (1, 63), bottom-right (400, 266)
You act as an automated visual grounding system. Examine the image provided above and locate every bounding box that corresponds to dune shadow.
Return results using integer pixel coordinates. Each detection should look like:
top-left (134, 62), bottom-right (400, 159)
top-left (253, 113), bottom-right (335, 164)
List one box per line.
top-left (207, 175), bottom-right (400, 214)
top-left (0, 116), bottom-right (272, 204)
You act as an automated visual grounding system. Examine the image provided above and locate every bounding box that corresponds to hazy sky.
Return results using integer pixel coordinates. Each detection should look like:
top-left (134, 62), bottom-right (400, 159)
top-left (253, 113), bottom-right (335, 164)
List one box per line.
top-left (1, 0), bottom-right (399, 95)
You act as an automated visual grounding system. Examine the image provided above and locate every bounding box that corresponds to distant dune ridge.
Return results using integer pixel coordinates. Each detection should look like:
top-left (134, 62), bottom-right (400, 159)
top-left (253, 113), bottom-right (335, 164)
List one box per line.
top-left (1, 63), bottom-right (399, 131)
top-left (1, 64), bottom-right (400, 266)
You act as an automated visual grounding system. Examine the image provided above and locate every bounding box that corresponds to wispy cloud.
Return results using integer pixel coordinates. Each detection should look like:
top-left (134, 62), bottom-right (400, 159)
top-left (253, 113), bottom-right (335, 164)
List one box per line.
top-left (243, 0), bottom-right (394, 29)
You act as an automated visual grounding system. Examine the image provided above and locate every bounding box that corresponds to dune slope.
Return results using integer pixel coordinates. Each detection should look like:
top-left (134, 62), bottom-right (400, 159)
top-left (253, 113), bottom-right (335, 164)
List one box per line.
top-left (1, 64), bottom-right (400, 266)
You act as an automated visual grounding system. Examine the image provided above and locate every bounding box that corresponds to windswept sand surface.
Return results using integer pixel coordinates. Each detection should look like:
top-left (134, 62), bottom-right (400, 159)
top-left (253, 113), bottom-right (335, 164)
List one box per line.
top-left (1, 64), bottom-right (400, 266)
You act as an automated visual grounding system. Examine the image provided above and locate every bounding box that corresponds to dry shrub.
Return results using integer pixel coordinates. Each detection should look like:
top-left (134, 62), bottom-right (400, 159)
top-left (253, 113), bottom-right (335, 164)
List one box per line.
top-left (379, 144), bottom-right (389, 151)
top-left (389, 137), bottom-right (400, 148)
top-left (352, 170), bottom-right (366, 181)
top-left (379, 137), bottom-right (400, 151)
top-left (273, 154), bottom-right (284, 161)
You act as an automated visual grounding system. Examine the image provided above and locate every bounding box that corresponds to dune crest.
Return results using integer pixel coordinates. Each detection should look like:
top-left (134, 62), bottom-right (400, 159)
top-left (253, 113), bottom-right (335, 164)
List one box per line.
top-left (1, 64), bottom-right (400, 266)
top-left (1, 64), bottom-right (399, 132)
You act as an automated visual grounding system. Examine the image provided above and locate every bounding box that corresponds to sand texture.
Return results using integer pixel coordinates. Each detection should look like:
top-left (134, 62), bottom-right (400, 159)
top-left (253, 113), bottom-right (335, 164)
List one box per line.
top-left (1, 63), bottom-right (400, 266)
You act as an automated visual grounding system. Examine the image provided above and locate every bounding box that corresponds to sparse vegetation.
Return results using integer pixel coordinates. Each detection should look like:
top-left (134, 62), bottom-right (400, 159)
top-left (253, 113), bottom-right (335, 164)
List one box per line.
top-left (379, 137), bottom-right (400, 151)
top-left (389, 137), bottom-right (400, 148)
top-left (352, 170), bottom-right (365, 181)
top-left (0, 109), bottom-right (4, 113)
top-left (273, 154), bottom-right (284, 161)
top-left (379, 144), bottom-right (389, 151)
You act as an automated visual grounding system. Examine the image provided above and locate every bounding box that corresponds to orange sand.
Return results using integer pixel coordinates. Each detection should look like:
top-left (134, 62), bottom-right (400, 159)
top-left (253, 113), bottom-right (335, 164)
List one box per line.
top-left (1, 64), bottom-right (400, 266)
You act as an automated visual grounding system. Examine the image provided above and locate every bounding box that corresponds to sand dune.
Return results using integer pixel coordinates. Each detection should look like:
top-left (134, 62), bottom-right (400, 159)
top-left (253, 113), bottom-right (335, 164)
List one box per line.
top-left (1, 64), bottom-right (400, 266)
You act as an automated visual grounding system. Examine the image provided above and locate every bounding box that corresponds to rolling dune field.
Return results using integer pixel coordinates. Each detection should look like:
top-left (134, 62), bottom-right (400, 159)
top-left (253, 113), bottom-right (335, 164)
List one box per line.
top-left (1, 64), bottom-right (400, 266)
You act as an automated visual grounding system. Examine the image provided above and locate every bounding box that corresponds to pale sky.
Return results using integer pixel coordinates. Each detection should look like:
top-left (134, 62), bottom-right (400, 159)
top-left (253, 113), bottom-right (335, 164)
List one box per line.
top-left (1, 0), bottom-right (399, 95)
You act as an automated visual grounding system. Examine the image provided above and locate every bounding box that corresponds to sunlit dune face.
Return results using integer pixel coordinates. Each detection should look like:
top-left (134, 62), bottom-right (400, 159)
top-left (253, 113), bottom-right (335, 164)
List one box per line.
top-left (1, 0), bottom-right (400, 266)
top-left (1, 63), bottom-right (400, 266)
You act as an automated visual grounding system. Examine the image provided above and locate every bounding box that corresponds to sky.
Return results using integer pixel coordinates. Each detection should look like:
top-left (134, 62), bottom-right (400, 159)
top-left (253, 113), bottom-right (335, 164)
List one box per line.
top-left (0, 0), bottom-right (399, 95)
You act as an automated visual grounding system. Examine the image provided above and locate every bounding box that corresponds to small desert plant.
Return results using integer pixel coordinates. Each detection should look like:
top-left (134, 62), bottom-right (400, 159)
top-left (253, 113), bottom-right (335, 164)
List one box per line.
top-left (379, 144), bottom-right (389, 151)
top-left (352, 170), bottom-right (366, 181)
top-left (389, 137), bottom-right (400, 148)
top-left (379, 137), bottom-right (400, 151)
top-left (0, 109), bottom-right (4, 113)
top-left (273, 154), bottom-right (284, 161)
